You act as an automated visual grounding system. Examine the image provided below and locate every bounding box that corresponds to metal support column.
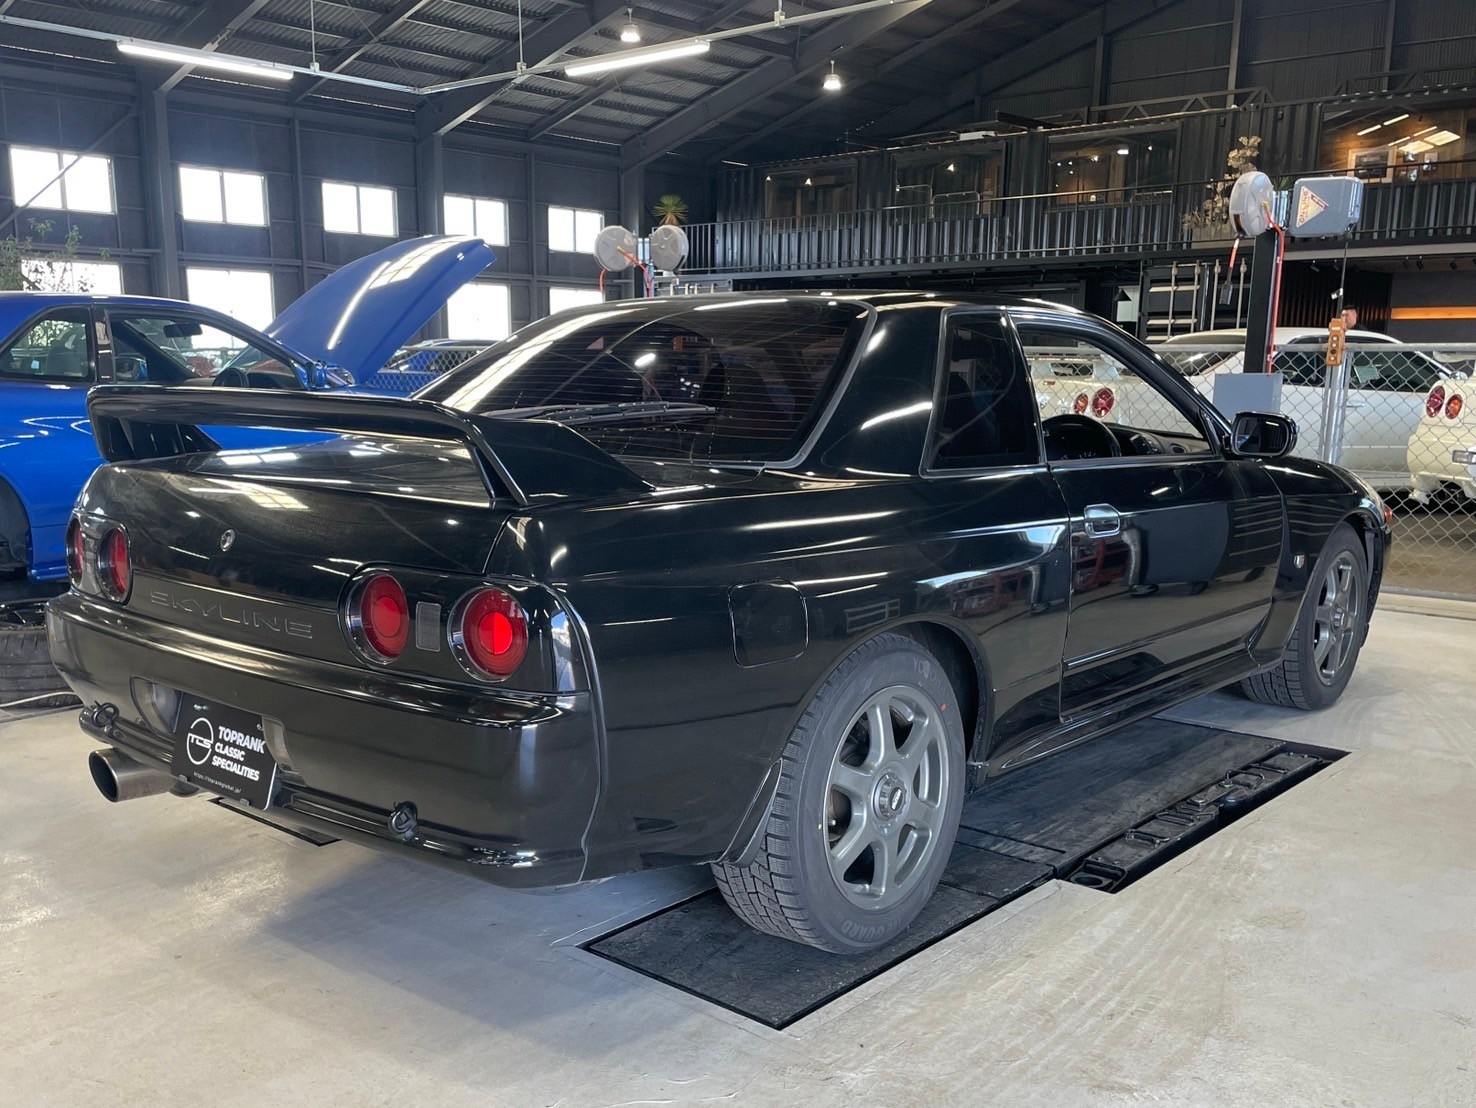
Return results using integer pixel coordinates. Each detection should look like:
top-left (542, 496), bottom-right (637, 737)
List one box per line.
top-left (415, 131), bottom-right (447, 338)
top-left (137, 84), bottom-right (180, 298)
top-left (620, 165), bottom-right (643, 299)
top-left (1242, 230), bottom-right (1281, 373)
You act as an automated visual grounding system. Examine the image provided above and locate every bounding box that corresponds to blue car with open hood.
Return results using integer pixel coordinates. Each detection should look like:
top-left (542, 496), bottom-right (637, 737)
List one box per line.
top-left (1, 235), bottom-right (493, 700)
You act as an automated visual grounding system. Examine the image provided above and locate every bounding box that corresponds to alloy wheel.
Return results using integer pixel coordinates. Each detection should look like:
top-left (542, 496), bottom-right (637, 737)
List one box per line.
top-left (1312, 552), bottom-right (1360, 685)
top-left (823, 684), bottom-right (952, 909)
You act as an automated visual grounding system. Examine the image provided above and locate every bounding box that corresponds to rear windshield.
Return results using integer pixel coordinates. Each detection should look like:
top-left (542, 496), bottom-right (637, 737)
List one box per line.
top-left (416, 300), bottom-right (867, 463)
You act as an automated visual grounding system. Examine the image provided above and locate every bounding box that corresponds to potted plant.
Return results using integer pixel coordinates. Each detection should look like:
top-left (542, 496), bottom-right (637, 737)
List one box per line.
top-left (650, 194), bottom-right (689, 227)
top-left (1183, 135), bottom-right (1262, 243)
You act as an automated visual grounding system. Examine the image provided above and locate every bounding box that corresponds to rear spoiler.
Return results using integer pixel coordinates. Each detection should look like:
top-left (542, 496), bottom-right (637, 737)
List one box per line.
top-left (86, 385), bottom-right (651, 507)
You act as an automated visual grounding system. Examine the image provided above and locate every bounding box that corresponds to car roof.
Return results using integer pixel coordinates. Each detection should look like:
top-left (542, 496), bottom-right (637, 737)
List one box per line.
top-left (561, 290), bottom-right (1093, 318)
top-left (0, 291), bottom-right (245, 333)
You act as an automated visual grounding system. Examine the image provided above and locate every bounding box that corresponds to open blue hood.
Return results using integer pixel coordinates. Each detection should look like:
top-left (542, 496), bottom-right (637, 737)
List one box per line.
top-left (264, 236), bottom-right (495, 377)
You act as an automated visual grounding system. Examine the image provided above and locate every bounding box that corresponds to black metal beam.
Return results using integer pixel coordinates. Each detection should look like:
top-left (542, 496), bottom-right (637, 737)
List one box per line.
top-left (862, 0), bottom-right (1182, 140)
top-left (292, 0), bottom-right (460, 103)
top-left (621, 0), bottom-right (933, 172)
top-left (710, 0), bottom-right (1030, 163)
top-left (153, 0), bottom-right (276, 94)
top-left (417, 0), bottom-right (628, 137)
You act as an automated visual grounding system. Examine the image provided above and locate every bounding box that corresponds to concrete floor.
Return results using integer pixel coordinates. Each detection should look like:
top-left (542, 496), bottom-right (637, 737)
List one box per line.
top-left (3, 604), bottom-right (1474, 1107)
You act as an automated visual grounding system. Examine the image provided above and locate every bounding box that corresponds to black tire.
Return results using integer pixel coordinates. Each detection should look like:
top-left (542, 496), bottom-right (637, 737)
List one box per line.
top-left (1, 603), bottom-right (75, 711)
top-left (712, 632), bottom-right (966, 954)
top-left (1240, 523), bottom-right (1367, 710)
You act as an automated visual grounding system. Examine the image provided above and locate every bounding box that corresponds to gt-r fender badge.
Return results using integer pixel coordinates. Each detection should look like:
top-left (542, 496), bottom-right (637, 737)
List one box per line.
top-left (220, 529), bottom-right (236, 552)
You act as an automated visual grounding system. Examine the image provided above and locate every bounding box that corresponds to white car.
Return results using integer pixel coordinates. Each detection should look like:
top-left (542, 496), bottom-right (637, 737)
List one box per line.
top-left (1408, 379), bottom-right (1476, 502)
top-left (1158, 327), bottom-right (1461, 489)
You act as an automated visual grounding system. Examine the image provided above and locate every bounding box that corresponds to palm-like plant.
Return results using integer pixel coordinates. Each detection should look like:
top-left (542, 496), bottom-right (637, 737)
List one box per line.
top-left (650, 194), bottom-right (689, 227)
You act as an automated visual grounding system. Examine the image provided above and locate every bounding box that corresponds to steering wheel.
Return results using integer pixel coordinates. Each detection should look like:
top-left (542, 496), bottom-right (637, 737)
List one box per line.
top-left (1042, 414), bottom-right (1122, 461)
top-left (213, 366), bottom-right (250, 388)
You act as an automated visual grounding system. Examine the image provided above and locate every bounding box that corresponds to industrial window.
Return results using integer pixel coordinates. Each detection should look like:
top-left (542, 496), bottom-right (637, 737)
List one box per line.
top-left (321, 180), bottom-right (397, 236)
top-left (929, 316), bottom-right (1041, 470)
top-left (548, 286), bottom-right (604, 315)
top-left (445, 282), bottom-right (512, 340)
top-left (7, 145), bottom-right (114, 213)
top-left (19, 258), bottom-right (122, 294)
top-left (1319, 100), bottom-right (1476, 183)
top-left (1048, 131), bottom-right (1176, 205)
top-left (444, 194), bottom-right (508, 246)
top-left (547, 206), bottom-right (602, 253)
top-left (178, 165), bottom-right (267, 226)
top-left (184, 267), bottom-right (275, 347)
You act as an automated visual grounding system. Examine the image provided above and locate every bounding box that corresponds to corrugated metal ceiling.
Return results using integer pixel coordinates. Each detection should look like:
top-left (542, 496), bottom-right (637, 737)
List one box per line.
top-left (8, 0), bottom-right (1117, 161)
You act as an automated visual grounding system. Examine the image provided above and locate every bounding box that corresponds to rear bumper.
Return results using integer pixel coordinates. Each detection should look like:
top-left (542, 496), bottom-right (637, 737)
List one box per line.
top-left (1407, 428), bottom-right (1476, 498)
top-left (47, 591), bottom-right (601, 889)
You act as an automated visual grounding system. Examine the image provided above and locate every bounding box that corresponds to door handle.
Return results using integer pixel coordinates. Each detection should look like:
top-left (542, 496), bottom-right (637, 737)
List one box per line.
top-left (1343, 400), bottom-right (1366, 409)
top-left (1083, 504), bottom-right (1122, 537)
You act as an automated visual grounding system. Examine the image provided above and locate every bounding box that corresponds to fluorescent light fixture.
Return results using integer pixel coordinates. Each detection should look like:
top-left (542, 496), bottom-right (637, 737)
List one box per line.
top-left (565, 39), bottom-right (709, 77)
top-left (1428, 129), bottom-right (1460, 146)
top-left (1116, 147), bottom-right (1130, 155)
top-left (823, 60), bottom-right (842, 92)
top-left (1384, 113), bottom-right (1410, 125)
top-left (1356, 124), bottom-right (1381, 136)
top-left (117, 39), bottom-right (292, 81)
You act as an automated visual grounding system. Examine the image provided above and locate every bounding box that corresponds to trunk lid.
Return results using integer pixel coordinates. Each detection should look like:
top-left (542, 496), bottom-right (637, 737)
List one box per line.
top-left (93, 438), bottom-right (510, 619)
top-left (264, 236), bottom-right (495, 377)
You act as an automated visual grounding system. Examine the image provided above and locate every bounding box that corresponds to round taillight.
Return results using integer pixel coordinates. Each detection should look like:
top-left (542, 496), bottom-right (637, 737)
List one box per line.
top-left (1092, 387), bottom-right (1115, 417)
top-left (98, 527), bottom-right (131, 600)
top-left (455, 587), bottom-right (529, 679)
top-left (1426, 385), bottom-right (1446, 418)
top-left (1072, 392), bottom-right (1090, 414)
top-left (1446, 393), bottom-right (1464, 420)
top-left (65, 517), bottom-right (85, 586)
top-left (355, 574), bottom-right (410, 662)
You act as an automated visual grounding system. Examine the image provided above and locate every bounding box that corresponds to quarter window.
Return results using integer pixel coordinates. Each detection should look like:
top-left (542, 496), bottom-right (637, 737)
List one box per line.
top-left (930, 316), bottom-right (1041, 469)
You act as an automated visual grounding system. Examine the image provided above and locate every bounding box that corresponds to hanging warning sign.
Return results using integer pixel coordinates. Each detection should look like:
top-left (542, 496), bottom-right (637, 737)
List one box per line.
top-left (1295, 187), bottom-right (1329, 228)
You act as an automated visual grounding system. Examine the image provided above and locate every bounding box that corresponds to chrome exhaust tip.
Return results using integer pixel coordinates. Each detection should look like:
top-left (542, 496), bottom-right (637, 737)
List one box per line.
top-left (88, 748), bottom-right (176, 803)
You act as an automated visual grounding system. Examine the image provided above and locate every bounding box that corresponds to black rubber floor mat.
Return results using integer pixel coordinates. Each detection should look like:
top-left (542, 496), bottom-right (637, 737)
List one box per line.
top-left (955, 719), bottom-right (1279, 867)
top-left (585, 720), bottom-right (1339, 1029)
top-left (589, 845), bottom-right (1051, 1029)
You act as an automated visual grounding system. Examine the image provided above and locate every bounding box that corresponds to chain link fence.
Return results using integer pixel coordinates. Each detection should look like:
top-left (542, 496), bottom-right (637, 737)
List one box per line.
top-left (1156, 340), bottom-right (1476, 599)
top-left (356, 342), bottom-right (492, 396)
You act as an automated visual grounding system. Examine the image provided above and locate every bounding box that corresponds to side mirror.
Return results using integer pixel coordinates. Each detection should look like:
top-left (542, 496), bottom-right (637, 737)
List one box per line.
top-left (113, 354), bottom-right (146, 382)
top-left (1231, 411), bottom-right (1297, 459)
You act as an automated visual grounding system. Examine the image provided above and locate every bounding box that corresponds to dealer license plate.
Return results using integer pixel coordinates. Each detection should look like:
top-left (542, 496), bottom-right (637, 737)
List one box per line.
top-left (170, 695), bottom-right (278, 809)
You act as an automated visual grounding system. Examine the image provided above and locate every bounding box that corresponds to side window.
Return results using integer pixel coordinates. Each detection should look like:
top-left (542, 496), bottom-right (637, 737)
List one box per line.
top-left (929, 315), bottom-right (1041, 469)
top-left (1018, 327), bottom-right (1213, 454)
top-left (109, 315), bottom-right (293, 386)
top-left (1272, 349), bottom-right (1326, 386)
top-left (1353, 350), bottom-right (1439, 393)
top-left (0, 309), bottom-right (92, 381)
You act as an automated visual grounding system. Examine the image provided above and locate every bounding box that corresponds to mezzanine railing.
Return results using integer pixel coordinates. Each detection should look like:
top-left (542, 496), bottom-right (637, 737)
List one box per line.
top-left (682, 168), bottom-right (1476, 278)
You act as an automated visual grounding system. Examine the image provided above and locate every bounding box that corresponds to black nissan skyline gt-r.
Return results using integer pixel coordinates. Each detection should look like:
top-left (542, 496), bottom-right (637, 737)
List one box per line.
top-left (49, 292), bottom-right (1389, 954)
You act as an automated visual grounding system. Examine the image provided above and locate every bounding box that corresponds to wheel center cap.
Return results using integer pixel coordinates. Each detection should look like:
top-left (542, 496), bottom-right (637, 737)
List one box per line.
top-left (1333, 608), bottom-right (1346, 628)
top-left (873, 771), bottom-right (908, 821)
